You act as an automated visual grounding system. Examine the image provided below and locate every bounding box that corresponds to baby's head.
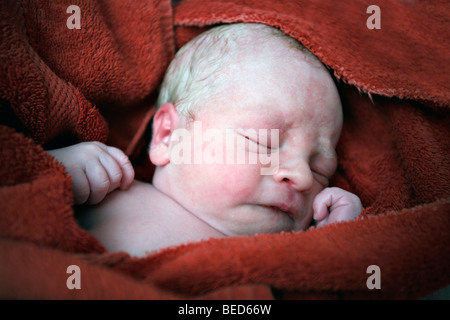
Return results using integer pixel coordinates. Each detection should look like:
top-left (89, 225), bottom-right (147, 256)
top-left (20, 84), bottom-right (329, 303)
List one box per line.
top-left (150, 23), bottom-right (343, 236)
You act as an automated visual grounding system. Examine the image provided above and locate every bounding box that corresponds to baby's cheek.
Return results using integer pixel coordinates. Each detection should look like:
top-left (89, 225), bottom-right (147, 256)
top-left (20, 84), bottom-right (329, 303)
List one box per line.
top-left (204, 163), bottom-right (261, 200)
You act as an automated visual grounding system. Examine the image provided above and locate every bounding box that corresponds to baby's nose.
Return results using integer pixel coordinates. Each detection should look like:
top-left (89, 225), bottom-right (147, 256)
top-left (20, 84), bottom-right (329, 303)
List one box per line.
top-left (272, 160), bottom-right (314, 192)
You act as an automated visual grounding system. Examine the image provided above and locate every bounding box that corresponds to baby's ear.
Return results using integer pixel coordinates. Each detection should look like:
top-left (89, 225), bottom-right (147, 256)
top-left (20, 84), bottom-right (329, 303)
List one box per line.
top-left (149, 103), bottom-right (179, 166)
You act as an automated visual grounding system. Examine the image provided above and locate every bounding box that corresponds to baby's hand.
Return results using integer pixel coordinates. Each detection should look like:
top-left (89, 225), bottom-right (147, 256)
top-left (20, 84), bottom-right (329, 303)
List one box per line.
top-left (312, 187), bottom-right (362, 227)
top-left (48, 141), bottom-right (134, 205)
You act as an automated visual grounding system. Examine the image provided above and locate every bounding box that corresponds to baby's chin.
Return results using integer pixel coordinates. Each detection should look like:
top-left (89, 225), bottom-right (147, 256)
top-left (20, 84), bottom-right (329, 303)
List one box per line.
top-left (217, 204), bottom-right (310, 236)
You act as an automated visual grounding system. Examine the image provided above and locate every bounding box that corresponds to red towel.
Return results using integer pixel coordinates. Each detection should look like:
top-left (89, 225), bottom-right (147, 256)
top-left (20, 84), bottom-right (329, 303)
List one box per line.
top-left (0, 0), bottom-right (449, 299)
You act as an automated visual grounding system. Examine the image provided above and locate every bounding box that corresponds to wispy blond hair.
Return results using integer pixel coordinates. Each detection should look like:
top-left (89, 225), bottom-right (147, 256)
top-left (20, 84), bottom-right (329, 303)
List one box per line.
top-left (156, 23), bottom-right (318, 122)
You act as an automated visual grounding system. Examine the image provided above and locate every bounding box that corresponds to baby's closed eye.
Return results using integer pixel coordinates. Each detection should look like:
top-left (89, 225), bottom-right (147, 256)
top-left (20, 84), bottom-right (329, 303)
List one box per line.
top-left (311, 170), bottom-right (330, 187)
top-left (236, 128), bottom-right (276, 154)
top-left (310, 155), bottom-right (337, 187)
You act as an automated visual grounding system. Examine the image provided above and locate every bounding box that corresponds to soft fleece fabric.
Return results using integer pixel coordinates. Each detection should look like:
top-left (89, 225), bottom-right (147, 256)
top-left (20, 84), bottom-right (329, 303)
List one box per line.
top-left (0, 0), bottom-right (449, 299)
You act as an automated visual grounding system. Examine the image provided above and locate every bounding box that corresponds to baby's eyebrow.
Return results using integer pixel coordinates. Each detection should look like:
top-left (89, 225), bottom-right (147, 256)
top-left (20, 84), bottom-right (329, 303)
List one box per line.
top-left (317, 143), bottom-right (338, 159)
top-left (236, 117), bottom-right (288, 134)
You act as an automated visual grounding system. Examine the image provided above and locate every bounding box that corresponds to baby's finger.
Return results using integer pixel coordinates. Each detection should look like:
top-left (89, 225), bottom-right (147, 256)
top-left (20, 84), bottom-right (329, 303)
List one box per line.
top-left (312, 188), bottom-right (333, 222)
top-left (313, 202), bottom-right (329, 226)
top-left (85, 158), bottom-right (110, 205)
top-left (106, 146), bottom-right (135, 189)
top-left (327, 195), bottom-right (362, 224)
top-left (70, 168), bottom-right (90, 205)
top-left (98, 151), bottom-right (123, 193)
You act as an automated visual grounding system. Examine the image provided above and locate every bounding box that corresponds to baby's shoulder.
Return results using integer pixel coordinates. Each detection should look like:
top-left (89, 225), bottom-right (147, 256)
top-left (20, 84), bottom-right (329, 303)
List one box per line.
top-left (75, 180), bottom-right (157, 230)
top-left (74, 180), bottom-right (196, 256)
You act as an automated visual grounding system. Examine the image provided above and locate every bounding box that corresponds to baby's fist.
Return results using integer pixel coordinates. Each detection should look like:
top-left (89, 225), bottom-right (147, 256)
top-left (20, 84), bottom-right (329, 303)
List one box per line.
top-left (312, 187), bottom-right (362, 227)
top-left (48, 142), bottom-right (134, 205)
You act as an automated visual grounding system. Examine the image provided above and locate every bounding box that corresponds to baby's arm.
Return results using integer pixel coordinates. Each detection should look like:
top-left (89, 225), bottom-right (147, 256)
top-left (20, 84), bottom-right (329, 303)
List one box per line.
top-left (312, 187), bottom-right (362, 227)
top-left (48, 141), bottom-right (134, 205)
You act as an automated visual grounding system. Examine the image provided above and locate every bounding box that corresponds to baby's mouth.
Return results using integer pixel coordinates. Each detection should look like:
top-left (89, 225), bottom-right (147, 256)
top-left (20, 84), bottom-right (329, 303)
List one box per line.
top-left (260, 204), bottom-right (294, 220)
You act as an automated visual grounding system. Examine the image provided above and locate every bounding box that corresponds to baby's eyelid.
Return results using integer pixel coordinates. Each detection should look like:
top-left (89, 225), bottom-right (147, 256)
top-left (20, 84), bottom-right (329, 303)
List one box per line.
top-left (310, 160), bottom-right (335, 179)
top-left (237, 131), bottom-right (271, 148)
top-left (311, 151), bottom-right (337, 173)
top-left (313, 172), bottom-right (330, 187)
top-left (312, 169), bottom-right (330, 179)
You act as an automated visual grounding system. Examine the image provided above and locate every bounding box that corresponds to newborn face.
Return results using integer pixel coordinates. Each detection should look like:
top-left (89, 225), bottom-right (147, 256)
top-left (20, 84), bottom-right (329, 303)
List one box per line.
top-left (165, 46), bottom-right (343, 236)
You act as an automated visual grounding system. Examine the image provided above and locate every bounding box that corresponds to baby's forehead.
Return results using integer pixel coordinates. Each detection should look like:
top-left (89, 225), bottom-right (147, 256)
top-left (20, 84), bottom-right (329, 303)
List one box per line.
top-left (204, 67), bottom-right (343, 142)
top-left (184, 24), bottom-right (341, 125)
top-left (223, 47), bottom-right (329, 100)
top-left (232, 29), bottom-right (322, 65)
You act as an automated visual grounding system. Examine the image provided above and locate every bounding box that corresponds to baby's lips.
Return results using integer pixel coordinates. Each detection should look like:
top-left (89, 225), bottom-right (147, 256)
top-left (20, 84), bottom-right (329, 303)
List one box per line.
top-left (259, 202), bottom-right (295, 220)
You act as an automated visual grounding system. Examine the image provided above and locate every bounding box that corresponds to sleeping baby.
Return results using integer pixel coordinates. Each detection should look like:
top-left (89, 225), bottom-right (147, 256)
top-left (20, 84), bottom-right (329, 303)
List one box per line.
top-left (48, 23), bottom-right (362, 257)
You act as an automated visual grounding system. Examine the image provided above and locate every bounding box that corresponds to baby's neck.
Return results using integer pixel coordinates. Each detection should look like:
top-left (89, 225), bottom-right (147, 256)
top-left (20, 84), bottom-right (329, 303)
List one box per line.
top-left (151, 182), bottom-right (227, 240)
